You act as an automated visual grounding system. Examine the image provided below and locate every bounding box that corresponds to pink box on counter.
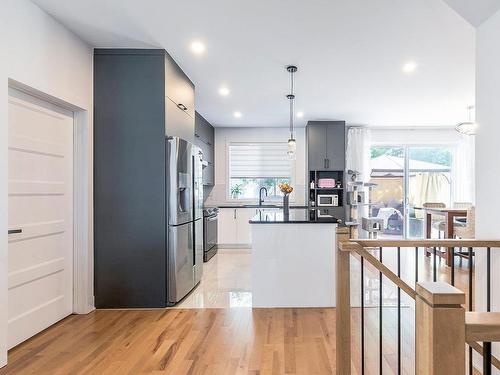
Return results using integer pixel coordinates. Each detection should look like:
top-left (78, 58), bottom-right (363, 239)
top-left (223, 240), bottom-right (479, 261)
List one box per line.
top-left (317, 178), bottom-right (336, 188)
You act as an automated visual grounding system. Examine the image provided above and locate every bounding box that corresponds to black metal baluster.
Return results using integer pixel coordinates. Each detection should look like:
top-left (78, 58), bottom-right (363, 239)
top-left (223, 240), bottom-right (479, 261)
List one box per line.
top-left (397, 246), bottom-right (401, 375)
top-left (451, 246), bottom-right (455, 286)
top-left (361, 256), bottom-right (365, 375)
top-left (433, 246), bottom-right (437, 282)
top-left (483, 247), bottom-right (492, 375)
top-left (379, 247), bottom-right (383, 375)
top-left (487, 247), bottom-right (491, 312)
top-left (468, 246), bottom-right (473, 375)
top-left (484, 341), bottom-right (492, 375)
top-left (415, 247), bottom-right (419, 283)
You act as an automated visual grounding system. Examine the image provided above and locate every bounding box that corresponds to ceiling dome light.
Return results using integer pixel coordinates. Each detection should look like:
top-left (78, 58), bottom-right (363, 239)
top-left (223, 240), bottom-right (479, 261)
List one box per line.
top-left (218, 86), bottom-right (230, 96)
top-left (233, 111), bottom-right (242, 118)
top-left (456, 105), bottom-right (477, 135)
top-left (296, 111), bottom-right (304, 118)
top-left (190, 41), bottom-right (206, 55)
top-left (402, 61), bottom-right (418, 74)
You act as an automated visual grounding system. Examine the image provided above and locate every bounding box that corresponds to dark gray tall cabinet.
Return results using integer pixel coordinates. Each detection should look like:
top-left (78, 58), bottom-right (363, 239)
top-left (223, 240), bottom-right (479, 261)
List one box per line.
top-left (306, 121), bottom-right (346, 223)
top-left (94, 49), bottom-right (195, 308)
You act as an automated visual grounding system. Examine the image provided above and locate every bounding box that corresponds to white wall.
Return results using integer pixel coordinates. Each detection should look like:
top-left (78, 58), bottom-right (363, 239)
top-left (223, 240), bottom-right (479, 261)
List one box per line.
top-left (475, 8), bottom-right (500, 372)
top-left (370, 127), bottom-right (464, 145)
top-left (205, 127), bottom-right (307, 206)
top-left (0, 0), bottom-right (93, 366)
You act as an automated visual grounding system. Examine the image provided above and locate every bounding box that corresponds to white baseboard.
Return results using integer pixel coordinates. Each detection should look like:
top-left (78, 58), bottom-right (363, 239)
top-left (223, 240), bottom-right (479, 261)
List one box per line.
top-left (217, 246), bottom-right (252, 254)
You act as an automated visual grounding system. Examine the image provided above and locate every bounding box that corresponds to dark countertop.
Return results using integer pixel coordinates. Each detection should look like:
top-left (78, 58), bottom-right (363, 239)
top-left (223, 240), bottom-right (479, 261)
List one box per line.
top-left (249, 208), bottom-right (342, 224)
top-left (208, 204), bottom-right (308, 209)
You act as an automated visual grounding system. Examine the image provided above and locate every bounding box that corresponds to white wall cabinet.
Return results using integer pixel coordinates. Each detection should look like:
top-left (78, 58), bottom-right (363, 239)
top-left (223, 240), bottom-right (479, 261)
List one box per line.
top-left (218, 207), bottom-right (261, 247)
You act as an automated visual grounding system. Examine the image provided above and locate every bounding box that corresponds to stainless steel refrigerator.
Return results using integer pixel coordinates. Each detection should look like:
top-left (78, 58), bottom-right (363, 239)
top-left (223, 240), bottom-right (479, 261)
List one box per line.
top-left (166, 137), bottom-right (204, 304)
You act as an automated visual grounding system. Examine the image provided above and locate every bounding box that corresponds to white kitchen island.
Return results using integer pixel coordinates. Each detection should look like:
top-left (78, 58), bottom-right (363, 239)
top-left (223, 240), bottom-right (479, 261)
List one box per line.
top-left (250, 209), bottom-right (341, 308)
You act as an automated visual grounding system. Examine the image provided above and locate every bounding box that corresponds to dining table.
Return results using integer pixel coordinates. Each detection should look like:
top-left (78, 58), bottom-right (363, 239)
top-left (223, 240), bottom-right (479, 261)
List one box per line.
top-left (419, 206), bottom-right (468, 266)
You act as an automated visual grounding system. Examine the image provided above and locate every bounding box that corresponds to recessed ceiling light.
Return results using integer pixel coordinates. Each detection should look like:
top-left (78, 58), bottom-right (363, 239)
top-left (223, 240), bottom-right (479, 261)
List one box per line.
top-left (296, 111), bottom-right (304, 118)
top-left (190, 41), bottom-right (206, 55)
top-left (402, 61), bottom-right (418, 74)
top-left (233, 111), bottom-right (242, 118)
top-left (219, 86), bottom-right (230, 96)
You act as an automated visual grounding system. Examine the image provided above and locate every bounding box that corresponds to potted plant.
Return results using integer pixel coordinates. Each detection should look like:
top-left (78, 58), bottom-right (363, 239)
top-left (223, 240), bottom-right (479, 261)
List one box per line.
top-left (231, 184), bottom-right (243, 199)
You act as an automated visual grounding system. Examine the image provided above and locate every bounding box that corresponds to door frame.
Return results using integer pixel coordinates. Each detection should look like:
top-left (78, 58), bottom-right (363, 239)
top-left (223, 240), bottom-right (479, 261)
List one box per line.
top-left (7, 79), bottom-right (94, 315)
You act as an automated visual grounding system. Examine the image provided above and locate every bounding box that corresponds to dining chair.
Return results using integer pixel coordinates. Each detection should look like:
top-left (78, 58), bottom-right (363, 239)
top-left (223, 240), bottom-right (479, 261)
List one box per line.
top-left (453, 202), bottom-right (473, 209)
top-left (452, 202), bottom-right (472, 225)
top-left (454, 206), bottom-right (475, 239)
top-left (422, 202), bottom-right (446, 238)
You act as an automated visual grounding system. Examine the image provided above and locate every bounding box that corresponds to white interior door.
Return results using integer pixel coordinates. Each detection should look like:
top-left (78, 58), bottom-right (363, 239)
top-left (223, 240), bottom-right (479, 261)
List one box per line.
top-left (7, 88), bottom-right (74, 349)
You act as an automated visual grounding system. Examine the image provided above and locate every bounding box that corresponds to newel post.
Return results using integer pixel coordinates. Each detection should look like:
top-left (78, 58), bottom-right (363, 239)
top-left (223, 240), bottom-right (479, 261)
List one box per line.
top-left (416, 282), bottom-right (466, 375)
top-left (336, 227), bottom-right (351, 374)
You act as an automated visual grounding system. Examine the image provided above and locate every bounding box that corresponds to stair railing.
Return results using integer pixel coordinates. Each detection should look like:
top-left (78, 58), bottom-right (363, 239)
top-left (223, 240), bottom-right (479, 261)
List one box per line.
top-left (335, 227), bottom-right (500, 375)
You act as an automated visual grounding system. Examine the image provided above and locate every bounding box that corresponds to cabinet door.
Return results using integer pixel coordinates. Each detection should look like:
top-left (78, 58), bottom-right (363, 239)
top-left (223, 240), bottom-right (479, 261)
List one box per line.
top-left (202, 162), bottom-right (214, 185)
top-left (307, 123), bottom-right (327, 170)
top-left (165, 97), bottom-right (195, 143)
top-left (199, 140), bottom-right (213, 164)
top-left (165, 53), bottom-right (195, 118)
top-left (218, 208), bottom-right (238, 244)
top-left (326, 122), bottom-right (346, 170)
top-left (235, 208), bottom-right (257, 245)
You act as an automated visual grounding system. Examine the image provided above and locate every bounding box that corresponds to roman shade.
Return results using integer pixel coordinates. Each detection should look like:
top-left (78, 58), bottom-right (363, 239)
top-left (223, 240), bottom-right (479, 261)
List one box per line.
top-left (229, 143), bottom-right (291, 179)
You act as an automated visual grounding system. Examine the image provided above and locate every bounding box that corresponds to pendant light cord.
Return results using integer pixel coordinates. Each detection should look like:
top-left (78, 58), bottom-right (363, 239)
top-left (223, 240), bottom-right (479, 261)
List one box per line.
top-left (287, 66), bottom-right (297, 140)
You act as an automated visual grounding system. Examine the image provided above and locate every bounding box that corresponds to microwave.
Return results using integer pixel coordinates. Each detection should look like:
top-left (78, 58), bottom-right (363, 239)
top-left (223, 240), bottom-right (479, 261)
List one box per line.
top-left (317, 194), bottom-right (338, 207)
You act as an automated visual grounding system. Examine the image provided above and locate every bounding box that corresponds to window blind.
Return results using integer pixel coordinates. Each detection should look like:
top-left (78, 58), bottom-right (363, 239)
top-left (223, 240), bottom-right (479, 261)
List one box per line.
top-left (229, 143), bottom-right (291, 178)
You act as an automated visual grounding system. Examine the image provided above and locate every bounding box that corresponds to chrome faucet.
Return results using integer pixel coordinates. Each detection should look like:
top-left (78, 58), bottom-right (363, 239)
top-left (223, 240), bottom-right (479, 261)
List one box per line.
top-left (259, 187), bottom-right (268, 206)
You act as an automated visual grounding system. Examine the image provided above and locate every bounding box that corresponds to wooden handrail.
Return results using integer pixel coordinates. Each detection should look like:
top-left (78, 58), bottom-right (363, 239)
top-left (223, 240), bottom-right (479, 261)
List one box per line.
top-left (352, 246), bottom-right (417, 300)
top-left (351, 239), bottom-right (500, 248)
top-left (466, 312), bottom-right (500, 342)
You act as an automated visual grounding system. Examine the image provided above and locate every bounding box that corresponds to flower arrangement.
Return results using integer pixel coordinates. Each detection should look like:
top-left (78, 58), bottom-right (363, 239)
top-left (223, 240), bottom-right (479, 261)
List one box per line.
top-left (279, 182), bottom-right (293, 196)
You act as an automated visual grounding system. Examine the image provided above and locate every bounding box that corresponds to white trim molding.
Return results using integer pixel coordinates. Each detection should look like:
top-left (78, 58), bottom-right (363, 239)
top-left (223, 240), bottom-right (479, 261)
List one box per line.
top-left (8, 79), bottom-right (95, 315)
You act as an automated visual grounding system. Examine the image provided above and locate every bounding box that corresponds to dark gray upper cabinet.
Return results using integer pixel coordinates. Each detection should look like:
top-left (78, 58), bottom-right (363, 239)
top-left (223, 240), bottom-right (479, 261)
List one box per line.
top-left (307, 121), bottom-right (345, 171)
top-left (307, 122), bottom-right (328, 170)
top-left (165, 54), bottom-right (195, 119)
top-left (326, 122), bottom-right (346, 170)
top-left (195, 112), bottom-right (215, 185)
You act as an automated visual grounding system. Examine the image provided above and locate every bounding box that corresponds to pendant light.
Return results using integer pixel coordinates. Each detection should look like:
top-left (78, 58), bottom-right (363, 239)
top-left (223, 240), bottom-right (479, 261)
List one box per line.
top-left (286, 65), bottom-right (298, 159)
top-left (456, 105), bottom-right (478, 135)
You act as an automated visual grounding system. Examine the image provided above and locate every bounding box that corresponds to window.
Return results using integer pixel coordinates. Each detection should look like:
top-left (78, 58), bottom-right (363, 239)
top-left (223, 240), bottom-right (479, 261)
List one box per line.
top-left (228, 143), bottom-right (292, 200)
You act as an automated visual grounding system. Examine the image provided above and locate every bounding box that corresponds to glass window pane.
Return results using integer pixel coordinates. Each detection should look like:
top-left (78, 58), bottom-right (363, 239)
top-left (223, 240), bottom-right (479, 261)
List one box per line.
top-left (229, 177), bottom-right (291, 200)
top-left (369, 146), bottom-right (405, 238)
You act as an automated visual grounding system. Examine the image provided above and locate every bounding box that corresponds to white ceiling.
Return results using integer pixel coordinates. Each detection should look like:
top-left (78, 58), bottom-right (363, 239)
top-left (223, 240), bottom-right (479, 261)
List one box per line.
top-left (33, 0), bottom-right (476, 128)
top-left (443, 0), bottom-right (500, 26)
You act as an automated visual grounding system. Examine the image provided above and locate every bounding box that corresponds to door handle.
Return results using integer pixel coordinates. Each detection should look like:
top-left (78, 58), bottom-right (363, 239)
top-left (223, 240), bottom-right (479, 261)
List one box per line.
top-left (234, 209), bottom-right (237, 219)
top-left (324, 158), bottom-right (327, 169)
top-left (326, 159), bottom-right (330, 169)
top-left (8, 229), bottom-right (22, 235)
top-left (177, 103), bottom-right (188, 111)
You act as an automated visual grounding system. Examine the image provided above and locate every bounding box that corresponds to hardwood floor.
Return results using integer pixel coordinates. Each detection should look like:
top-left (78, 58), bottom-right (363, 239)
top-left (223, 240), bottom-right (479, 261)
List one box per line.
top-left (0, 250), bottom-right (477, 374)
top-left (0, 308), bottom-right (338, 375)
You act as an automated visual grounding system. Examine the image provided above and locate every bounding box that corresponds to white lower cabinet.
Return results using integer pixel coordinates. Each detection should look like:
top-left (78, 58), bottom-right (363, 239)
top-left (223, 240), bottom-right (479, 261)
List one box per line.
top-left (218, 207), bottom-right (260, 247)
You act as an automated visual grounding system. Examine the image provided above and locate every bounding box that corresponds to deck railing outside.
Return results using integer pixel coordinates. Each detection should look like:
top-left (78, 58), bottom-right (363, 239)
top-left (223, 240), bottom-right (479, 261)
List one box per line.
top-left (335, 227), bottom-right (500, 375)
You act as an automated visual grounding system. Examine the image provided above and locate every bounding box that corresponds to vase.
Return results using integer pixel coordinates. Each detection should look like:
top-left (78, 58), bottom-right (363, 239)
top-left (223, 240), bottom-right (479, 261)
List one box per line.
top-left (283, 195), bottom-right (290, 218)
